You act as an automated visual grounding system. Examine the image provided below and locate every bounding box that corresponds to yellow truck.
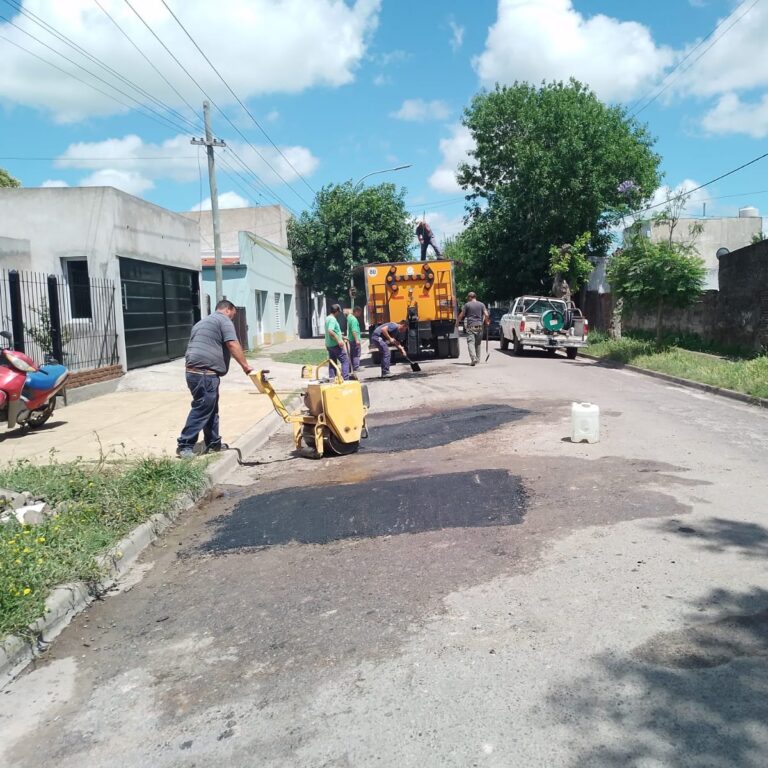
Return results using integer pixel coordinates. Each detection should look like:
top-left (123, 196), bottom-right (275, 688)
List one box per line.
top-left (358, 260), bottom-right (460, 362)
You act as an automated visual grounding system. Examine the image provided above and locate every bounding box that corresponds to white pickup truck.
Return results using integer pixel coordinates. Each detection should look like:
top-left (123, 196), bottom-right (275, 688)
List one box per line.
top-left (499, 296), bottom-right (589, 359)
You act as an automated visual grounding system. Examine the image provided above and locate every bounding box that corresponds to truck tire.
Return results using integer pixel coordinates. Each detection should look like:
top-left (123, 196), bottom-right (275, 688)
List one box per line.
top-left (513, 333), bottom-right (524, 356)
top-left (371, 350), bottom-right (381, 366)
top-left (500, 334), bottom-right (509, 351)
top-left (566, 347), bottom-right (578, 360)
top-left (448, 337), bottom-right (460, 358)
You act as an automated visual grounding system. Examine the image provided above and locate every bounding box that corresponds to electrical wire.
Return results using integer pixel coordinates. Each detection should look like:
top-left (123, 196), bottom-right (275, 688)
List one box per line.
top-left (159, 0), bottom-right (316, 196)
top-left (629, 0), bottom-right (761, 118)
top-left (121, 0), bottom-right (311, 209)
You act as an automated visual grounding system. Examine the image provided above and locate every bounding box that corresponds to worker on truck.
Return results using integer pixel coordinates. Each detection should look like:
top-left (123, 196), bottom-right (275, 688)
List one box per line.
top-left (416, 219), bottom-right (442, 260)
top-left (371, 320), bottom-right (408, 378)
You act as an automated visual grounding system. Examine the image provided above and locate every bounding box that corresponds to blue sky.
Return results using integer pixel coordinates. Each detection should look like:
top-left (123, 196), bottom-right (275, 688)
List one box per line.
top-left (2, 0), bottom-right (768, 246)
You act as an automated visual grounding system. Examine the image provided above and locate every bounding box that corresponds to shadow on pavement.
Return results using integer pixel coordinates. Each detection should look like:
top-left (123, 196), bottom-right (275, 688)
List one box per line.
top-left (660, 516), bottom-right (768, 559)
top-left (549, 587), bottom-right (768, 768)
top-left (200, 468), bottom-right (526, 552)
top-left (363, 403), bottom-right (529, 453)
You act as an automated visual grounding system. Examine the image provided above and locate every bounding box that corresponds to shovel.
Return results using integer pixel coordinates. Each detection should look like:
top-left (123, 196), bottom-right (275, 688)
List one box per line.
top-left (399, 346), bottom-right (421, 372)
top-left (485, 323), bottom-right (490, 362)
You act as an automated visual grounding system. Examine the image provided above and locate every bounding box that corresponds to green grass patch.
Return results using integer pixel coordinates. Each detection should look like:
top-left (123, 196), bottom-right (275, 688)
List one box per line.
top-left (268, 348), bottom-right (330, 365)
top-left (0, 456), bottom-right (207, 638)
top-left (586, 332), bottom-right (768, 399)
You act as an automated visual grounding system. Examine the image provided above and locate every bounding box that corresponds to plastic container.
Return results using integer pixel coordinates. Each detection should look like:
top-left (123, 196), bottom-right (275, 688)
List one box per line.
top-left (571, 402), bottom-right (600, 443)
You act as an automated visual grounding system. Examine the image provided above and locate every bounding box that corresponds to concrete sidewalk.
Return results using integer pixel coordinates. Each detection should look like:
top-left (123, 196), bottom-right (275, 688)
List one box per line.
top-left (0, 339), bottom-right (327, 465)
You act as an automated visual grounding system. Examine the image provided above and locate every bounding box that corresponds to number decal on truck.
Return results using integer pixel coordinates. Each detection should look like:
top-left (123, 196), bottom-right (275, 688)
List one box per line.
top-left (367, 268), bottom-right (378, 277)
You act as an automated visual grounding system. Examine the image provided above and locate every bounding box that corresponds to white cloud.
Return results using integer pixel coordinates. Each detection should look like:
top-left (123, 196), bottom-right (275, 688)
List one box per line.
top-left (448, 19), bottom-right (464, 52)
top-left (79, 169), bottom-right (154, 196)
top-left (192, 191), bottom-right (250, 211)
top-left (474, 0), bottom-right (673, 102)
top-left (265, 110), bottom-right (280, 123)
top-left (0, 0), bottom-right (380, 121)
top-left (648, 179), bottom-right (713, 219)
top-left (54, 133), bottom-right (319, 188)
top-left (701, 93), bottom-right (768, 139)
top-left (428, 124), bottom-right (475, 194)
top-left (673, 4), bottom-right (768, 100)
top-left (40, 179), bottom-right (69, 188)
top-left (373, 73), bottom-right (391, 87)
top-left (391, 99), bottom-right (450, 122)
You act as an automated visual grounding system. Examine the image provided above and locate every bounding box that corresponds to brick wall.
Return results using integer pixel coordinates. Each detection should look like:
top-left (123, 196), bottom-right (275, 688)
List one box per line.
top-left (624, 291), bottom-right (719, 338)
top-left (66, 364), bottom-right (123, 389)
top-left (714, 241), bottom-right (768, 352)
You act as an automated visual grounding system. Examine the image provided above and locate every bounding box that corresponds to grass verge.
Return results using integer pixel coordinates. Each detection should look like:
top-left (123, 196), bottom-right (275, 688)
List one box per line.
top-left (269, 348), bottom-right (330, 365)
top-left (0, 456), bottom-right (207, 638)
top-left (586, 332), bottom-right (768, 399)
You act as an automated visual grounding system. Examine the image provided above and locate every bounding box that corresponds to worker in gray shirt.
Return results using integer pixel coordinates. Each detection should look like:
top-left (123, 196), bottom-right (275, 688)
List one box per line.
top-left (177, 299), bottom-right (252, 458)
top-left (456, 291), bottom-right (489, 366)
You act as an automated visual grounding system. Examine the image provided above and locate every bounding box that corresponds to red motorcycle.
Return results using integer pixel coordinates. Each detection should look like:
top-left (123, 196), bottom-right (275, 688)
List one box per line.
top-left (0, 331), bottom-right (69, 430)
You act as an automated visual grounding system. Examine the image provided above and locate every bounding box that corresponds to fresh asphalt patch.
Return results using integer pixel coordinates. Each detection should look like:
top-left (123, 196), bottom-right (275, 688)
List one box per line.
top-left (363, 403), bottom-right (529, 453)
top-left (200, 469), bottom-right (526, 552)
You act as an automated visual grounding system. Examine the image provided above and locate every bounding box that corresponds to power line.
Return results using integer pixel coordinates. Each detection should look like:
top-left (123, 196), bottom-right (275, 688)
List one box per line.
top-left (0, 0), bottom-right (200, 133)
top-left (92, 0), bottom-right (202, 129)
top-left (634, 149), bottom-right (768, 217)
top-left (0, 11), bottom-right (189, 134)
top-left (159, 0), bottom-right (316, 196)
top-left (0, 32), bottom-right (185, 134)
top-left (121, 0), bottom-right (311, 208)
top-left (629, 0), bottom-right (761, 118)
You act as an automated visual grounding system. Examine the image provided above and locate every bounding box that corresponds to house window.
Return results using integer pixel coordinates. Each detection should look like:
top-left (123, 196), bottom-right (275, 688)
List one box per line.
top-left (65, 260), bottom-right (92, 319)
top-left (274, 292), bottom-right (282, 330)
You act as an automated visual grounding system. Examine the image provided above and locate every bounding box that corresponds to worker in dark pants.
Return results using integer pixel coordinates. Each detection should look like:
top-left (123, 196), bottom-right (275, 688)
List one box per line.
top-left (416, 219), bottom-right (442, 260)
top-left (456, 291), bottom-right (489, 366)
top-left (325, 303), bottom-right (350, 380)
top-left (371, 320), bottom-right (408, 378)
top-left (177, 299), bottom-right (253, 458)
top-left (346, 306), bottom-right (364, 372)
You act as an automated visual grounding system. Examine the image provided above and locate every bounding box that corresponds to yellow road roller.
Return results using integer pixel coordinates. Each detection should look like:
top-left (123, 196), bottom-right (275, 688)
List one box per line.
top-left (250, 359), bottom-right (369, 458)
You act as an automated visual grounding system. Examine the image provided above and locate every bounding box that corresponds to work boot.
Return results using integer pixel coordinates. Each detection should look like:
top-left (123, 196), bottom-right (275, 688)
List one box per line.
top-left (176, 445), bottom-right (196, 459)
top-left (381, 372), bottom-right (393, 378)
top-left (470, 360), bottom-right (477, 366)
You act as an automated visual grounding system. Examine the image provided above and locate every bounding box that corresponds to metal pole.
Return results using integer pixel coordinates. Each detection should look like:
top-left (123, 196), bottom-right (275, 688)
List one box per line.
top-left (191, 102), bottom-right (226, 304)
top-left (8, 270), bottom-right (24, 353)
top-left (46, 274), bottom-right (63, 363)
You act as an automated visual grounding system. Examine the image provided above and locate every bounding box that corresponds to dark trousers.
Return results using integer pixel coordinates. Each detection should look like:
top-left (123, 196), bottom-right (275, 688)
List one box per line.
top-left (420, 238), bottom-right (442, 260)
top-left (372, 335), bottom-right (391, 374)
top-left (327, 345), bottom-right (350, 380)
top-left (178, 372), bottom-right (221, 449)
top-left (349, 341), bottom-right (361, 371)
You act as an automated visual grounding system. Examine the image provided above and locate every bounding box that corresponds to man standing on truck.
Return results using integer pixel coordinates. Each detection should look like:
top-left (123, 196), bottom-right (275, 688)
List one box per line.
top-left (371, 320), bottom-right (408, 378)
top-left (456, 291), bottom-right (489, 366)
top-left (325, 304), bottom-right (350, 380)
top-left (416, 219), bottom-right (442, 260)
top-left (346, 305), bottom-right (364, 373)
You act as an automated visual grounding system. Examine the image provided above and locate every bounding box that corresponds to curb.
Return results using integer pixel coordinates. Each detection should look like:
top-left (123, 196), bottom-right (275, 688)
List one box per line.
top-left (580, 352), bottom-right (768, 409)
top-left (0, 400), bottom-right (294, 689)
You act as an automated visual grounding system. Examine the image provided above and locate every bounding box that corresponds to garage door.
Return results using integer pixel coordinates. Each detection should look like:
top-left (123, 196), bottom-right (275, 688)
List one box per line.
top-left (120, 258), bottom-right (200, 369)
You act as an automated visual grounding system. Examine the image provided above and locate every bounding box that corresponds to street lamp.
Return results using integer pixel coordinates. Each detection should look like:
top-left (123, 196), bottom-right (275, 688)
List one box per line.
top-left (348, 164), bottom-right (411, 307)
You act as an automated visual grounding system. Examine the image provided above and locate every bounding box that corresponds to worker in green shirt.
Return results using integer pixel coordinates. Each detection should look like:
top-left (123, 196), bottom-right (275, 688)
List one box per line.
top-left (325, 304), bottom-right (350, 380)
top-left (346, 306), bottom-right (364, 372)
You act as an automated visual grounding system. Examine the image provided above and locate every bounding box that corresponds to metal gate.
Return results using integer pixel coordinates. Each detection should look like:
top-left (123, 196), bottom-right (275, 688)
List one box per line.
top-left (119, 258), bottom-right (200, 369)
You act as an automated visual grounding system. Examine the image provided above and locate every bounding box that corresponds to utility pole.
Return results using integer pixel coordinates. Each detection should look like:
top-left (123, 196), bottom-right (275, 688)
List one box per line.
top-left (191, 101), bottom-right (226, 303)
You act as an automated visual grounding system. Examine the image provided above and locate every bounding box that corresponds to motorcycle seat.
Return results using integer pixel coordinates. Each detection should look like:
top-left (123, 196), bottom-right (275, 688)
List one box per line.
top-left (25, 364), bottom-right (68, 391)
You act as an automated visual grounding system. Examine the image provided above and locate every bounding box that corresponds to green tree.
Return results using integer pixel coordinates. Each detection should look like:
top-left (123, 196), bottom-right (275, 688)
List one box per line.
top-left (456, 79), bottom-right (661, 300)
top-left (443, 225), bottom-right (493, 300)
top-left (548, 231), bottom-right (593, 292)
top-left (607, 225), bottom-right (706, 345)
top-left (0, 168), bottom-right (20, 188)
top-left (288, 181), bottom-right (412, 302)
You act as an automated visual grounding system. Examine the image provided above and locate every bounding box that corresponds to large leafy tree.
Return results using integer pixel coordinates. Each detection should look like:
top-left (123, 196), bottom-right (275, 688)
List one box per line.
top-left (288, 181), bottom-right (412, 302)
top-left (0, 168), bottom-right (20, 188)
top-left (456, 79), bottom-right (661, 301)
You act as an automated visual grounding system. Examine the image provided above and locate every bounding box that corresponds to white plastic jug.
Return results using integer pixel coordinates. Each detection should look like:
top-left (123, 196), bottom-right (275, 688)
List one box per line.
top-left (571, 402), bottom-right (600, 443)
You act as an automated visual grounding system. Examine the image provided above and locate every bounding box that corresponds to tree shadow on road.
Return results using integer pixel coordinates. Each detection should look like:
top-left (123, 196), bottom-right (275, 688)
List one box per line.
top-left (659, 517), bottom-right (768, 560)
top-left (547, 586), bottom-right (768, 768)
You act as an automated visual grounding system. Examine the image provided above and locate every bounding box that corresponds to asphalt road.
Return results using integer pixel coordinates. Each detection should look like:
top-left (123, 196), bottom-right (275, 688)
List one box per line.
top-left (3, 343), bottom-right (768, 768)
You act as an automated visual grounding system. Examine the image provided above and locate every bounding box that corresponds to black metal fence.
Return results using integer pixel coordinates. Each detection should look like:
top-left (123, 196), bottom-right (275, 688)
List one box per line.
top-left (0, 269), bottom-right (119, 372)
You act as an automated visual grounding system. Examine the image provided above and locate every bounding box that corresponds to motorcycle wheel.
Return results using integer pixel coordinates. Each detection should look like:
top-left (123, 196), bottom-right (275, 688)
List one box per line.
top-left (27, 399), bottom-right (55, 429)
